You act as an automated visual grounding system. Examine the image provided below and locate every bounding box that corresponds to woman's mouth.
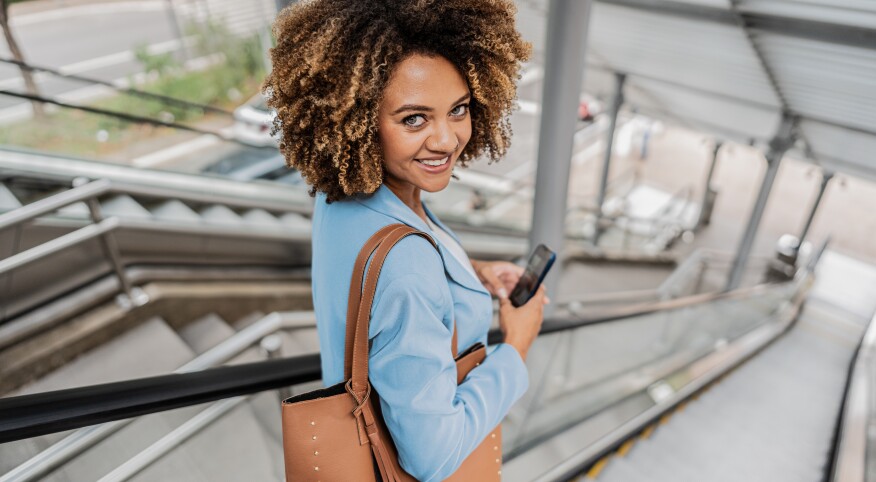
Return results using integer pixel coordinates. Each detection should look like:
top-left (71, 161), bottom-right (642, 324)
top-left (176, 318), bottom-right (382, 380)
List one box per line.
top-left (415, 155), bottom-right (450, 167)
top-left (414, 155), bottom-right (452, 174)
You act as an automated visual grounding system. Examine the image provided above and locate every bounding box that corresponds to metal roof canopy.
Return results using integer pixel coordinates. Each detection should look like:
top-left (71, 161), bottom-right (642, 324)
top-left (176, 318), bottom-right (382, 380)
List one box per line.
top-left (579, 0), bottom-right (876, 183)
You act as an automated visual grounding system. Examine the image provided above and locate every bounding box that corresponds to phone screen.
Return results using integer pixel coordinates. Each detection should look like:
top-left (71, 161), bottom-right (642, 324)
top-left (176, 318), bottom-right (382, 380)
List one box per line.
top-left (509, 244), bottom-right (556, 307)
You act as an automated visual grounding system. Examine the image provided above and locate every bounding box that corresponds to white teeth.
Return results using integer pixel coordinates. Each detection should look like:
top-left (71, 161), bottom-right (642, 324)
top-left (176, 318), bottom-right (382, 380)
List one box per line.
top-left (418, 156), bottom-right (449, 167)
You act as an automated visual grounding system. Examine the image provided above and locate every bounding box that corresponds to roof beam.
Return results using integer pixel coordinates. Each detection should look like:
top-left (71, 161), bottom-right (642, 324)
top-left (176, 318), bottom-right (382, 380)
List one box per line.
top-left (599, 0), bottom-right (876, 50)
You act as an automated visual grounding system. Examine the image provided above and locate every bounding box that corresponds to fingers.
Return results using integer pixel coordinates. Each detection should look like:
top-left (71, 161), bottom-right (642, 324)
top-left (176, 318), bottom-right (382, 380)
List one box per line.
top-left (526, 285), bottom-right (549, 307)
top-left (480, 266), bottom-right (508, 299)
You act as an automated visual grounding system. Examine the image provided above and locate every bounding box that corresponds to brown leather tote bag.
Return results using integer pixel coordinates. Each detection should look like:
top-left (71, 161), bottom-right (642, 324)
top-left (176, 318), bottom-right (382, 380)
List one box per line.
top-left (281, 224), bottom-right (503, 481)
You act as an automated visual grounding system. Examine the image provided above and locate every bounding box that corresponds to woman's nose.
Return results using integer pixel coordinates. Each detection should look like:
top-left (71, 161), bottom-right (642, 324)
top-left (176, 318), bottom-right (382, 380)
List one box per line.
top-left (426, 121), bottom-right (458, 153)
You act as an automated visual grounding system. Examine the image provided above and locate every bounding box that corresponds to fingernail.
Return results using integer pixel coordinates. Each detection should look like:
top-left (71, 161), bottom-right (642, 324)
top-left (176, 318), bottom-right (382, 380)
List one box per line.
top-left (498, 288), bottom-right (508, 299)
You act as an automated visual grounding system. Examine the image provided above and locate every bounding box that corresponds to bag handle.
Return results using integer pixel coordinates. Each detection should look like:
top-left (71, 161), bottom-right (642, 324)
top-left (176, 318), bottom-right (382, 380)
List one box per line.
top-left (343, 224), bottom-right (408, 380)
top-left (346, 224), bottom-right (462, 401)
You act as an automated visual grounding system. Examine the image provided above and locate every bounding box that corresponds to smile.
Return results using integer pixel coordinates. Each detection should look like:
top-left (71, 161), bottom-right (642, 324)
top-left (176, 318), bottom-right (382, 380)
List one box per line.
top-left (415, 156), bottom-right (450, 167)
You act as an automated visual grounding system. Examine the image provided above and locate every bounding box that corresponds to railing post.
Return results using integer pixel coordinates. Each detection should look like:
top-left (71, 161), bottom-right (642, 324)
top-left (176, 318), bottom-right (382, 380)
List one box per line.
top-left (696, 141), bottom-right (722, 229)
top-left (797, 170), bottom-right (834, 251)
top-left (725, 115), bottom-right (797, 291)
top-left (594, 72), bottom-right (626, 244)
top-left (260, 334), bottom-right (291, 401)
top-left (72, 177), bottom-right (147, 309)
top-left (529, 0), bottom-right (594, 315)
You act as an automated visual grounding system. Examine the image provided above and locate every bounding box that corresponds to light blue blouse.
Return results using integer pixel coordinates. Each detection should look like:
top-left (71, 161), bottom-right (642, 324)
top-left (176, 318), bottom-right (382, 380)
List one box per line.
top-left (311, 184), bottom-right (529, 481)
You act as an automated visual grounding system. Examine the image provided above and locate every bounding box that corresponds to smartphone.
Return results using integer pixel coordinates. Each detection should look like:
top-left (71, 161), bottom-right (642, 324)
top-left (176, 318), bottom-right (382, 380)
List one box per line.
top-left (509, 244), bottom-right (556, 307)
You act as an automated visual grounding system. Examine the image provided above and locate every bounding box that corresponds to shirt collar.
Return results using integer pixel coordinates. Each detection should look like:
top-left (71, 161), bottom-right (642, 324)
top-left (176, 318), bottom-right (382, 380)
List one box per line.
top-left (354, 184), bottom-right (488, 295)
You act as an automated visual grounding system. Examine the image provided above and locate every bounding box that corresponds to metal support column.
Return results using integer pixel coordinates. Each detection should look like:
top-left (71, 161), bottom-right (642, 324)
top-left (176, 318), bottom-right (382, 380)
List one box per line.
top-left (696, 141), bottom-right (722, 228)
top-left (529, 0), bottom-right (593, 312)
top-left (593, 72), bottom-right (626, 244)
top-left (797, 170), bottom-right (834, 248)
top-left (725, 115), bottom-right (797, 291)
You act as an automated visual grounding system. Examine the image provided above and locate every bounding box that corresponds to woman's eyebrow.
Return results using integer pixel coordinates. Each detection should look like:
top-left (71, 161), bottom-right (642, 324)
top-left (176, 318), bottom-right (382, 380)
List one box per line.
top-left (390, 93), bottom-right (472, 115)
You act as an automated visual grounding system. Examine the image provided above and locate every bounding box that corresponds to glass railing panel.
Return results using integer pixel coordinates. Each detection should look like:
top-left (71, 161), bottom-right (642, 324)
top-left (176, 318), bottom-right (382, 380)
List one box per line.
top-left (503, 282), bottom-right (801, 455)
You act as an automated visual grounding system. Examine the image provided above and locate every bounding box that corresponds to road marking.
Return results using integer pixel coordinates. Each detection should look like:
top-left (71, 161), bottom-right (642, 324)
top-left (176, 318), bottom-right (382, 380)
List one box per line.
top-left (0, 38), bottom-right (188, 90)
top-left (0, 53), bottom-right (220, 125)
top-left (132, 133), bottom-right (225, 168)
top-left (10, 1), bottom-right (165, 27)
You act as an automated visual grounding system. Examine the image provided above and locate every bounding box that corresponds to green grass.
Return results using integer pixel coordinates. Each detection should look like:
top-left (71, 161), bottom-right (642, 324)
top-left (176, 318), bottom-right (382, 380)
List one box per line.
top-left (0, 32), bottom-right (266, 160)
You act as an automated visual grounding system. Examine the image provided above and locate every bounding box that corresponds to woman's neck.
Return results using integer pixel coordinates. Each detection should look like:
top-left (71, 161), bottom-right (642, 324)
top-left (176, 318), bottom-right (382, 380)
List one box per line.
top-left (383, 178), bottom-right (429, 224)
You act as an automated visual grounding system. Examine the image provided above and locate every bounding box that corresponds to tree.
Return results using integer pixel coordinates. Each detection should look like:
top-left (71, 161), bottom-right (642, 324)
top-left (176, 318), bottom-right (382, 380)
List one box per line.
top-left (0, 0), bottom-right (45, 118)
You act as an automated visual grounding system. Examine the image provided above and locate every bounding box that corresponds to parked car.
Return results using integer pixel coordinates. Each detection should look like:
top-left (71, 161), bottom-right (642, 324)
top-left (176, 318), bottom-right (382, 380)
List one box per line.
top-left (232, 94), bottom-right (278, 147)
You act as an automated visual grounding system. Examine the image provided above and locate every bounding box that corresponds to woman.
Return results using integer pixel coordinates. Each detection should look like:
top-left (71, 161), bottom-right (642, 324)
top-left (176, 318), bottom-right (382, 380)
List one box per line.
top-left (264, 1), bottom-right (547, 480)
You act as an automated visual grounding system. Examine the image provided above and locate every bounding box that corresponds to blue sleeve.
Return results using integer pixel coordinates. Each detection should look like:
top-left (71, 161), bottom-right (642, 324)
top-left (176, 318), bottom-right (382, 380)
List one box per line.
top-left (367, 239), bottom-right (529, 481)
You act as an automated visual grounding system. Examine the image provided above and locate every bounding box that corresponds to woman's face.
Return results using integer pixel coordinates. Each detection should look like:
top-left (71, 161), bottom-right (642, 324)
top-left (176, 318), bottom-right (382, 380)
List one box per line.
top-left (377, 53), bottom-right (472, 197)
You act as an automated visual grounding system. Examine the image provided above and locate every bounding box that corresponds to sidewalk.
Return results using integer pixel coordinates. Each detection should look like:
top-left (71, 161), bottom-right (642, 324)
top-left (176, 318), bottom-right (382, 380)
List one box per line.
top-left (9, 0), bottom-right (150, 17)
top-left (629, 124), bottom-right (876, 264)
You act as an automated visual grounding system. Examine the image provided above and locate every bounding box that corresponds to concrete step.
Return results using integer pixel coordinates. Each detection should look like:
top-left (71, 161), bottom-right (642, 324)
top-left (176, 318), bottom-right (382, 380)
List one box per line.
top-left (132, 401), bottom-right (284, 482)
top-left (0, 317), bottom-right (198, 478)
top-left (178, 313), bottom-right (237, 355)
top-left (178, 310), bottom-right (288, 458)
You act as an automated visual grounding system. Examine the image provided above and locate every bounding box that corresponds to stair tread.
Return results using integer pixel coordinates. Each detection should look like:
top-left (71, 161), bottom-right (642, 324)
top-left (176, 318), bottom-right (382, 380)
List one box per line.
top-left (199, 204), bottom-right (242, 224)
top-left (100, 194), bottom-right (153, 220)
top-left (150, 199), bottom-right (202, 223)
top-left (178, 313), bottom-right (235, 355)
top-left (0, 183), bottom-right (22, 210)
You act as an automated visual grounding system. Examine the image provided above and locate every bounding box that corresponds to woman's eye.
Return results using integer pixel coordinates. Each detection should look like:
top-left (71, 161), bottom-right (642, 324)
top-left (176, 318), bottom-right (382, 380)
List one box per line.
top-left (451, 104), bottom-right (469, 117)
top-left (403, 115), bottom-right (426, 128)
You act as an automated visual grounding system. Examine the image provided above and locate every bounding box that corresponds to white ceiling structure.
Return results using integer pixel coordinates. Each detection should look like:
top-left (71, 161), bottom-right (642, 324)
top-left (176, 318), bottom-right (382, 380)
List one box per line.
top-left (580, 0), bottom-right (876, 183)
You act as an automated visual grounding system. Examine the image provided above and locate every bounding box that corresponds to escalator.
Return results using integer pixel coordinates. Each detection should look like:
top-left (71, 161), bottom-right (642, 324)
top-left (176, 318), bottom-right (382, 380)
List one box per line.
top-left (3, 238), bottom-right (864, 482)
top-left (502, 247), bottom-right (874, 482)
top-left (2, 148), bottom-right (868, 481)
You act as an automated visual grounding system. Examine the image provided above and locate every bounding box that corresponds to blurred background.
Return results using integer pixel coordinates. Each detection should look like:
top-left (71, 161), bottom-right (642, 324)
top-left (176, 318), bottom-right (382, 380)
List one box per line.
top-left (0, 0), bottom-right (874, 481)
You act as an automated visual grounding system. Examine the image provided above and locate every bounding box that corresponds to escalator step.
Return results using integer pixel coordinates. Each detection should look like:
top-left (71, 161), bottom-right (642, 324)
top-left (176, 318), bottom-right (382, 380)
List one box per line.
top-left (0, 183), bottom-right (22, 210)
top-left (242, 208), bottom-right (282, 226)
top-left (56, 201), bottom-right (90, 218)
top-left (199, 204), bottom-right (243, 225)
top-left (278, 213), bottom-right (311, 230)
top-left (150, 199), bottom-right (202, 223)
top-left (100, 194), bottom-right (153, 220)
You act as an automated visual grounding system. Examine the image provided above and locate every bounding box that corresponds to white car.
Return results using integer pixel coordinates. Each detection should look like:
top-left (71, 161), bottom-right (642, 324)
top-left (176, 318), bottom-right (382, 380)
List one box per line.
top-left (232, 94), bottom-right (278, 147)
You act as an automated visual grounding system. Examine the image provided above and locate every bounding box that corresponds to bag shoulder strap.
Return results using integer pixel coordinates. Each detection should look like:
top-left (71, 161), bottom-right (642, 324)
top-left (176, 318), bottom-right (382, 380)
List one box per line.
top-left (346, 223), bottom-right (461, 400)
top-left (343, 224), bottom-right (407, 380)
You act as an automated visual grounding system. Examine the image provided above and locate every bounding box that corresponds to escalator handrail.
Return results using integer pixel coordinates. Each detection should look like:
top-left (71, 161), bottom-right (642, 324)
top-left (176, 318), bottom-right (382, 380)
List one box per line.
top-left (0, 149), bottom-right (312, 216)
top-left (826, 309), bottom-right (876, 482)
top-left (0, 281), bottom-right (792, 444)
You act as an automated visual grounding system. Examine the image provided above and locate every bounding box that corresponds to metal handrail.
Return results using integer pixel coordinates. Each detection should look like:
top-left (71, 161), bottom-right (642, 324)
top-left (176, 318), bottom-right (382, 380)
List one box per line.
top-left (0, 167), bottom-right (314, 321)
top-left (0, 179), bottom-right (111, 231)
top-left (0, 311), bottom-right (317, 482)
top-left (0, 279), bottom-right (796, 445)
top-left (829, 309), bottom-right (876, 482)
top-left (1, 246), bottom-right (821, 481)
top-left (0, 149), bottom-right (312, 214)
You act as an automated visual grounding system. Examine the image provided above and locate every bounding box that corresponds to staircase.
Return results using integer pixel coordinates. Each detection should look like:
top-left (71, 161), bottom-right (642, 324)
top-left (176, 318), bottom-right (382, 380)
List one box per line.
top-left (0, 307), bottom-right (322, 481)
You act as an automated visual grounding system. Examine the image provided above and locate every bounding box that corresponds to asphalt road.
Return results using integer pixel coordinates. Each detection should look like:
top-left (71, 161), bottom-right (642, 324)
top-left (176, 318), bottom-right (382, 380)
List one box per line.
top-left (0, 2), bottom-right (179, 122)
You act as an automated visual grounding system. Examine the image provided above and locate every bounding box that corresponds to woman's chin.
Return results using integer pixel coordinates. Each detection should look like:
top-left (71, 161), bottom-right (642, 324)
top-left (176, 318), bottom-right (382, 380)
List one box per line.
top-left (417, 175), bottom-right (453, 193)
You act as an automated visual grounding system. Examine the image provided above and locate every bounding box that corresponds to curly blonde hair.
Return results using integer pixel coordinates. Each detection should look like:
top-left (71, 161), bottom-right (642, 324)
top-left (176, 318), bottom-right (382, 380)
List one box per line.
top-left (262, 0), bottom-right (531, 202)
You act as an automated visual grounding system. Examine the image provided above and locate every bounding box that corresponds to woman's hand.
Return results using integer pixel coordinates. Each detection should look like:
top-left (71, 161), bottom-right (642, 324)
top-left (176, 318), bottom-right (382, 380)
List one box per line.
top-left (499, 285), bottom-right (548, 361)
top-left (471, 259), bottom-right (524, 300)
